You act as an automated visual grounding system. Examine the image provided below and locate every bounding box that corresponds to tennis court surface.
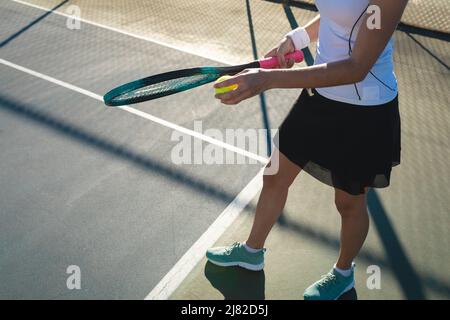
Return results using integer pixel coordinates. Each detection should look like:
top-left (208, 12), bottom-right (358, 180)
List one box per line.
top-left (0, 0), bottom-right (449, 300)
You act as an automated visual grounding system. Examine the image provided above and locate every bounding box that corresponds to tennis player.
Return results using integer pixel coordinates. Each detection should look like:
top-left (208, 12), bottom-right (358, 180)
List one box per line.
top-left (207, 0), bottom-right (408, 300)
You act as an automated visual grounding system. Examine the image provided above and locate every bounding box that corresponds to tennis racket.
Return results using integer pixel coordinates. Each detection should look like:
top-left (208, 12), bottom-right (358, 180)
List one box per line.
top-left (103, 50), bottom-right (304, 106)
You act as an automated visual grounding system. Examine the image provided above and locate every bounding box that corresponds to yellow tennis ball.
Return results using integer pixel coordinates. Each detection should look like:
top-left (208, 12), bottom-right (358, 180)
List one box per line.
top-left (214, 75), bottom-right (238, 94)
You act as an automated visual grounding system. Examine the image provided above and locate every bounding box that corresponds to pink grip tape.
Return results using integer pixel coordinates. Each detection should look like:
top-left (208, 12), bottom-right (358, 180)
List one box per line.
top-left (258, 50), bottom-right (304, 69)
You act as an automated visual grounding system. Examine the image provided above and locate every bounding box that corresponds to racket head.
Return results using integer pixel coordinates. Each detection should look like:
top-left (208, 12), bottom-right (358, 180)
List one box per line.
top-left (103, 51), bottom-right (304, 106)
top-left (103, 64), bottom-right (255, 107)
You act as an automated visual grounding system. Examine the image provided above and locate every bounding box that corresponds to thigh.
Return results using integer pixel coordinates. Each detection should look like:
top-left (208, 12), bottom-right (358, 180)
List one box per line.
top-left (264, 147), bottom-right (302, 187)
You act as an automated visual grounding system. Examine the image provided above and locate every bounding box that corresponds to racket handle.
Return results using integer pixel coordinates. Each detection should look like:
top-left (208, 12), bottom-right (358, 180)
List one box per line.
top-left (258, 50), bottom-right (304, 69)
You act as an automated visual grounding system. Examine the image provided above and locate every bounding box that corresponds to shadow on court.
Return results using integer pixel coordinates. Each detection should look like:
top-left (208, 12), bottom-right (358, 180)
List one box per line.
top-left (0, 0), bottom-right (70, 48)
top-left (245, 0), bottom-right (271, 156)
top-left (277, 209), bottom-right (450, 299)
top-left (205, 261), bottom-right (358, 300)
top-left (367, 189), bottom-right (426, 299)
top-left (280, 2), bottom-right (315, 65)
top-left (1, 94), bottom-right (449, 299)
top-left (269, 0), bottom-right (448, 300)
top-left (0, 94), bottom-right (237, 206)
top-left (338, 288), bottom-right (358, 300)
top-left (205, 262), bottom-right (266, 300)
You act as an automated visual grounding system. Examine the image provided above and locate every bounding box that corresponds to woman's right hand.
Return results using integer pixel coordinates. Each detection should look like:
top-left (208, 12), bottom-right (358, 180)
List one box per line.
top-left (264, 36), bottom-right (296, 69)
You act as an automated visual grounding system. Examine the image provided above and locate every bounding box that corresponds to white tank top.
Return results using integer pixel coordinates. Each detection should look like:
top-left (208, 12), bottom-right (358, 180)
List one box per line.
top-left (314, 0), bottom-right (398, 106)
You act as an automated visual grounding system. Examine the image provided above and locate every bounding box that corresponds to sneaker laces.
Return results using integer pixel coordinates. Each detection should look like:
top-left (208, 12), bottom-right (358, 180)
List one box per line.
top-left (225, 242), bottom-right (240, 255)
top-left (317, 273), bottom-right (338, 288)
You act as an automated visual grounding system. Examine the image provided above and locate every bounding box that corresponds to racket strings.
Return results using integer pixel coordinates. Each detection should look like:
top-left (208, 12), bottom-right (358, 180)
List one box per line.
top-left (112, 73), bottom-right (219, 104)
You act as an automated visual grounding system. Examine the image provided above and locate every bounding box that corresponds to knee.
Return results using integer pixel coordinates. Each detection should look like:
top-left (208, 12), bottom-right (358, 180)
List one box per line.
top-left (262, 172), bottom-right (293, 190)
top-left (335, 197), bottom-right (362, 217)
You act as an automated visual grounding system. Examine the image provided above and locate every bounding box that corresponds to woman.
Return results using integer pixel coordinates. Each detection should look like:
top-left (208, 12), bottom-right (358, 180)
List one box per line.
top-left (207, 0), bottom-right (408, 300)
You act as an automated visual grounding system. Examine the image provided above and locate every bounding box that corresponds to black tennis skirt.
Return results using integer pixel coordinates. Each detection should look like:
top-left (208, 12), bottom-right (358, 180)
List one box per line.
top-left (275, 89), bottom-right (401, 195)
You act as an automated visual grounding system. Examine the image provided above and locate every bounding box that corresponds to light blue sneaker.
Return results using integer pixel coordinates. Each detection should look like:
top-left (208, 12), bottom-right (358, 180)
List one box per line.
top-left (206, 242), bottom-right (265, 271)
top-left (304, 264), bottom-right (355, 300)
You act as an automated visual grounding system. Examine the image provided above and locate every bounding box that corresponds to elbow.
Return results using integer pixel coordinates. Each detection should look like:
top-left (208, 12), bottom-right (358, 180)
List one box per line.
top-left (354, 69), bottom-right (369, 83)
top-left (347, 59), bottom-right (370, 83)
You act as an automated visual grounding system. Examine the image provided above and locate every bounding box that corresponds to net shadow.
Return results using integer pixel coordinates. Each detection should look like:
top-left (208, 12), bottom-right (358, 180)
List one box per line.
top-left (1, 94), bottom-right (448, 299)
top-left (245, 0), bottom-right (272, 156)
top-left (0, 0), bottom-right (70, 48)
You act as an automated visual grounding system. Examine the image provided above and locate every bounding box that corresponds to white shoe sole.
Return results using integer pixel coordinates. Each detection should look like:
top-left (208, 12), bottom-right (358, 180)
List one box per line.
top-left (207, 258), bottom-right (264, 271)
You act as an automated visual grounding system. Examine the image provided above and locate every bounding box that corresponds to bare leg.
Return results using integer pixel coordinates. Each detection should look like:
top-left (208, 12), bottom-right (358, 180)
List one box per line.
top-left (334, 188), bottom-right (369, 270)
top-left (245, 149), bottom-right (301, 249)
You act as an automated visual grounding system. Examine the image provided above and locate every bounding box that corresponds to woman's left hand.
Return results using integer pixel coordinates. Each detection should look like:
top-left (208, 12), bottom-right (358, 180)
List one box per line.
top-left (214, 69), bottom-right (271, 105)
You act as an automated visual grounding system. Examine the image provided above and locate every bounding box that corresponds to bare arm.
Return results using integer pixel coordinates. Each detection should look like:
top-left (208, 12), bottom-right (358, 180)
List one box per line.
top-left (304, 14), bottom-right (320, 43)
top-left (264, 15), bottom-right (320, 68)
top-left (215, 0), bottom-right (408, 105)
top-left (268, 0), bottom-right (408, 89)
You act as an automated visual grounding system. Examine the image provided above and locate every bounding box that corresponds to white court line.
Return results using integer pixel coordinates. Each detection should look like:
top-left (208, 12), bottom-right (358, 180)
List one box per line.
top-left (4, 2), bottom-right (266, 300)
top-left (145, 169), bottom-right (263, 300)
top-left (0, 58), bottom-right (267, 164)
top-left (12, 0), bottom-right (232, 65)
top-left (1, 58), bottom-right (266, 299)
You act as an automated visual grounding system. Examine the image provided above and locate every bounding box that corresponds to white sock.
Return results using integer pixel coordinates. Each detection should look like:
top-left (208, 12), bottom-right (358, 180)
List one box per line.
top-left (244, 243), bottom-right (262, 253)
top-left (333, 263), bottom-right (353, 277)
